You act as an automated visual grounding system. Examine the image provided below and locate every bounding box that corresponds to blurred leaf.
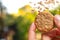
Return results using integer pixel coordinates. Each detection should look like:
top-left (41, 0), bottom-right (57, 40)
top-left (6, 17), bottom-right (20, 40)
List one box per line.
top-left (50, 5), bottom-right (60, 15)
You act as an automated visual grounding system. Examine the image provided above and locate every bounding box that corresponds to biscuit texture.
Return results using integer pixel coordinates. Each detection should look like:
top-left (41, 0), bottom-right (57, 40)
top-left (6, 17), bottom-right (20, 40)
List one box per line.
top-left (35, 11), bottom-right (53, 32)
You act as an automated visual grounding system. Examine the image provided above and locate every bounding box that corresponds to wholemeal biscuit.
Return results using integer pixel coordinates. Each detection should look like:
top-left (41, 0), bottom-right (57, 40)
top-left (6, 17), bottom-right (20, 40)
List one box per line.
top-left (35, 11), bottom-right (53, 32)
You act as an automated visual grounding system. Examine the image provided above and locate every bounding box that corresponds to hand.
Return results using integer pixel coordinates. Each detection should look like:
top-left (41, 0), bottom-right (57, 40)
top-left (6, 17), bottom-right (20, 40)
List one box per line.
top-left (42, 15), bottom-right (60, 40)
top-left (28, 23), bottom-right (36, 40)
top-left (28, 22), bottom-right (52, 40)
top-left (28, 15), bottom-right (60, 40)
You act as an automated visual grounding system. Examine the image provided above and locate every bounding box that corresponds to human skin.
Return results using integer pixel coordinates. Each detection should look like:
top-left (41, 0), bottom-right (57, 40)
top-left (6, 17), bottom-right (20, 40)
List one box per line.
top-left (28, 15), bottom-right (60, 40)
top-left (42, 15), bottom-right (60, 40)
top-left (28, 23), bottom-right (36, 40)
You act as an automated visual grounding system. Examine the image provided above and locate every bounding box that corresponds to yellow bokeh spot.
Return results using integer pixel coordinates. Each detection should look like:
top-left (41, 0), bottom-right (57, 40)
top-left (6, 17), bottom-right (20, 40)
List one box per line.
top-left (18, 10), bottom-right (26, 16)
top-left (18, 5), bottom-right (33, 16)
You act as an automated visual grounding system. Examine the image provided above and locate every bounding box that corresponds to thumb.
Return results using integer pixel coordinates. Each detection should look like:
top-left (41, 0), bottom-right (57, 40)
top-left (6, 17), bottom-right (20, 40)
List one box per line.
top-left (54, 15), bottom-right (60, 28)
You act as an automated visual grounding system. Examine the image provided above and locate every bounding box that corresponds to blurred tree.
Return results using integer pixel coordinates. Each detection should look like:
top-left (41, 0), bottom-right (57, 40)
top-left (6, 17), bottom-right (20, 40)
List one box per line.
top-left (18, 5), bottom-right (37, 16)
top-left (15, 5), bottom-right (37, 40)
top-left (6, 5), bottom-right (37, 40)
top-left (5, 14), bottom-right (15, 26)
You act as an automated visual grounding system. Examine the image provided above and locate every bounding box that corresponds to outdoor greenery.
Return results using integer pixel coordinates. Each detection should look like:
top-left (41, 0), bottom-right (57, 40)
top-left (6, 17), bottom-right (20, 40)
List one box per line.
top-left (6, 5), bottom-right (37, 40)
top-left (5, 5), bottom-right (60, 40)
top-left (50, 5), bottom-right (60, 15)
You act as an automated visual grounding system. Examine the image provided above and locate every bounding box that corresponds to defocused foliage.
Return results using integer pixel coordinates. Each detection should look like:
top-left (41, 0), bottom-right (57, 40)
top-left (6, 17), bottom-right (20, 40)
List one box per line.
top-left (50, 5), bottom-right (60, 15)
top-left (6, 4), bottom-right (60, 40)
top-left (6, 5), bottom-right (37, 40)
top-left (16, 5), bottom-right (37, 40)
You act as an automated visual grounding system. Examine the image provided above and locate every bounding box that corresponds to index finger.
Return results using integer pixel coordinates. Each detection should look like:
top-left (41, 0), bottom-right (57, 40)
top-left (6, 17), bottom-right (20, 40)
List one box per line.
top-left (29, 23), bottom-right (36, 31)
top-left (28, 23), bottom-right (36, 40)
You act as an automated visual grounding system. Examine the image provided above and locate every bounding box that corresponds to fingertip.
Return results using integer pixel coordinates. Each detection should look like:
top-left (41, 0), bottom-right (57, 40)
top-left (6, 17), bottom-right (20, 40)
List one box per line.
top-left (54, 15), bottom-right (60, 22)
top-left (31, 22), bottom-right (35, 27)
top-left (54, 15), bottom-right (60, 27)
top-left (54, 15), bottom-right (60, 19)
top-left (29, 22), bottom-right (36, 31)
